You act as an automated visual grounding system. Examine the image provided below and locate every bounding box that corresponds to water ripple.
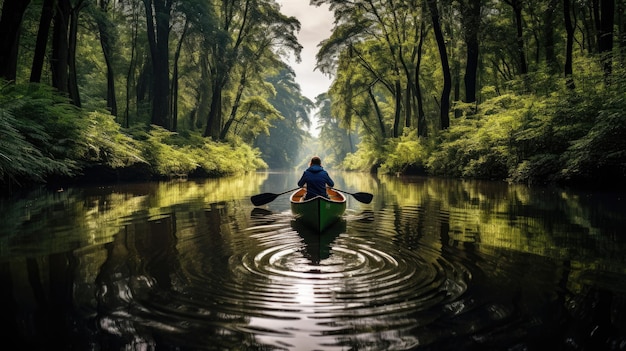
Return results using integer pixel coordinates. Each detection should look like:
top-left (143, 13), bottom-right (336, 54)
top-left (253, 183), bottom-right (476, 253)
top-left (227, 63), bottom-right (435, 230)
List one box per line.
top-left (122, 206), bottom-right (480, 350)
top-left (166, 215), bottom-right (468, 348)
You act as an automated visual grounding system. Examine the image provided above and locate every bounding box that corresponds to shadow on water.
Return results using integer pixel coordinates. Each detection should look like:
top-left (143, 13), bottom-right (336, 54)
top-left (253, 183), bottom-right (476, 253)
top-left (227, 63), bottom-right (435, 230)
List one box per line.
top-left (291, 219), bottom-right (344, 265)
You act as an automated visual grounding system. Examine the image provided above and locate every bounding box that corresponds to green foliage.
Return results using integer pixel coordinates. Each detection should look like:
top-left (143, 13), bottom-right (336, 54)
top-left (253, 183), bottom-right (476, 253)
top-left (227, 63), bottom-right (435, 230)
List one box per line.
top-left (187, 138), bottom-right (267, 176)
top-left (380, 61), bottom-right (626, 186)
top-left (342, 136), bottom-right (385, 172)
top-left (134, 126), bottom-right (198, 177)
top-left (560, 76), bottom-right (626, 183)
top-left (379, 129), bottom-right (429, 174)
top-left (1, 81), bottom-right (266, 191)
top-left (0, 83), bottom-right (81, 186)
top-left (133, 127), bottom-right (265, 178)
top-left (75, 111), bottom-right (146, 168)
top-left (426, 92), bottom-right (528, 179)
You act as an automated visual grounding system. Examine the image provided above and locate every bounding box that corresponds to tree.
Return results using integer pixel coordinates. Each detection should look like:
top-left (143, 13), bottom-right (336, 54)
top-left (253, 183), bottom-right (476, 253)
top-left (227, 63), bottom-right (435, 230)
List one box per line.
top-left (459, 0), bottom-right (482, 104)
top-left (30, 0), bottom-right (55, 83)
top-left (593, 0), bottom-right (615, 77)
top-left (427, 0), bottom-right (451, 129)
top-left (503, 0), bottom-right (528, 75)
top-left (202, 0), bottom-right (301, 141)
top-left (91, 0), bottom-right (119, 116)
top-left (51, 0), bottom-right (71, 93)
top-left (0, 0), bottom-right (31, 81)
top-left (142, 0), bottom-right (172, 130)
top-left (254, 67), bottom-right (311, 168)
top-left (564, 0), bottom-right (576, 89)
top-left (314, 0), bottom-right (429, 137)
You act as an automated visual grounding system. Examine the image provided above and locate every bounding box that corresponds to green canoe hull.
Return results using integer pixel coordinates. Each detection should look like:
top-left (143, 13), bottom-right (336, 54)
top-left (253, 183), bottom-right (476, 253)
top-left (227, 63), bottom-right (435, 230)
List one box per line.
top-left (290, 188), bottom-right (346, 232)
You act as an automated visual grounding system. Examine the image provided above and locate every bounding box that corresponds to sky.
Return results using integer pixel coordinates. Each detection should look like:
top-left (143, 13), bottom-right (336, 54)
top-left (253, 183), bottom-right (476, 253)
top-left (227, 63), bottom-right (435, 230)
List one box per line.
top-left (275, 0), bottom-right (334, 102)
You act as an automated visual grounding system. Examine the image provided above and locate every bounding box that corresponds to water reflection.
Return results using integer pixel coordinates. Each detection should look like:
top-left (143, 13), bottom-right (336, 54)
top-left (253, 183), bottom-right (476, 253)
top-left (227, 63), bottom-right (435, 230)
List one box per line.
top-left (1, 172), bottom-right (626, 349)
top-left (292, 219), bottom-right (343, 264)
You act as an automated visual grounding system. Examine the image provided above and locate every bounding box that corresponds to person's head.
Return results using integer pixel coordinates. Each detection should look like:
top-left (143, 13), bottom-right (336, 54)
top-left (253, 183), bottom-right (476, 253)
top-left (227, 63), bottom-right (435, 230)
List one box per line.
top-left (310, 156), bottom-right (322, 166)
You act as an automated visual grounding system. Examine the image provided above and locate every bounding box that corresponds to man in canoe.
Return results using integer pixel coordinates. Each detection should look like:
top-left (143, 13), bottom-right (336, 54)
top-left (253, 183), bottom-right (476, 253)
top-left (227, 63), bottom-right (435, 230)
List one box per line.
top-left (298, 156), bottom-right (335, 200)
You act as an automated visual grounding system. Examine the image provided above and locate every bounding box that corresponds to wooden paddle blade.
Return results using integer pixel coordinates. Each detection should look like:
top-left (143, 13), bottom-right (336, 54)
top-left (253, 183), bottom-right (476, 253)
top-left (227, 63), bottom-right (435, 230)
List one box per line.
top-left (352, 192), bottom-right (374, 204)
top-left (250, 193), bottom-right (278, 206)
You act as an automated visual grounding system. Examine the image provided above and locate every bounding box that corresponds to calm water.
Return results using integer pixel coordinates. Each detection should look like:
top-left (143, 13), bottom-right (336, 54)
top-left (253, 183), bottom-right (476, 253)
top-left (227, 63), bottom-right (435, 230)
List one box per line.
top-left (1, 171), bottom-right (626, 350)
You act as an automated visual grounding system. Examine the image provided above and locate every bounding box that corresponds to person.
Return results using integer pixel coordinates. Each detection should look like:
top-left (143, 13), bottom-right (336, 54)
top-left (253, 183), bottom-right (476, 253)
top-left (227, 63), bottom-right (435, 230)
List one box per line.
top-left (297, 156), bottom-right (334, 200)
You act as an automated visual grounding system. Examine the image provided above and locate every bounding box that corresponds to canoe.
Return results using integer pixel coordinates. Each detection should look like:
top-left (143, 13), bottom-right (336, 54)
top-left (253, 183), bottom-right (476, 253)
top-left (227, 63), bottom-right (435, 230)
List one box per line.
top-left (290, 188), bottom-right (346, 232)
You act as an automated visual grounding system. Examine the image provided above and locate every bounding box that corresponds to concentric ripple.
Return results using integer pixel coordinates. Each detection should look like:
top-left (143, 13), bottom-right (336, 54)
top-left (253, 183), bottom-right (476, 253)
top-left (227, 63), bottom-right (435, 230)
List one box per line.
top-left (131, 208), bottom-right (475, 350)
top-left (190, 213), bottom-right (467, 348)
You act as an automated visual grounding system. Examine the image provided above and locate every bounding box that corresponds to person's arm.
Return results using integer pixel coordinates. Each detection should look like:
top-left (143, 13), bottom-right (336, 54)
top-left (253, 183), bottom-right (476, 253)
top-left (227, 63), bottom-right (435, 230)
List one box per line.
top-left (297, 172), bottom-right (307, 187)
top-left (325, 172), bottom-right (334, 187)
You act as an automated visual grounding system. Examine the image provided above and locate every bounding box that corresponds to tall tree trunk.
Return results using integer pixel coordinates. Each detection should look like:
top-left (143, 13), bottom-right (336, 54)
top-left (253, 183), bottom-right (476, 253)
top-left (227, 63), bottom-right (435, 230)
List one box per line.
top-left (170, 19), bottom-right (188, 132)
top-left (564, 0), bottom-right (576, 89)
top-left (393, 80), bottom-right (402, 137)
top-left (125, 1), bottom-right (140, 127)
top-left (0, 0), bottom-right (31, 81)
top-left (618, 0), bottom-right (626, 63)
top-left (368, 87), bottom-right (386, 138)
top-left (51, 0), bottom-right (70, 93)
top-left (404, 82), bottom-right (411, 128)
top-left (415, 21), bottom-right (427, 138)
top-left (581, 3), bottom-right (596, 52)
top-left (204, 88), bottom-right (222, 139)
top-left (96, 0), bottom-right (118, 116)
top-left (543, 0), bottom-right (560, 73)
top-left (220, 71), bottom-right (247, 140)
top-left (195, 55), bottom-right (211, 130)
top-left (462, 0), bottom-right (481, 104)
top-left (427, 0), bottom-right (451, 129)
top-left (506, 0), bottom-right (528, 74)
top-left (67, 2), bottom-right (84, 107)
top-left (143, 0), bottom-right (171, 130)
top-left (30, 0), bottom-right (55, 83)
top-left (453, 59), bottom-right (461, 117)
top-left (594, 0), bottom-right (615, 77)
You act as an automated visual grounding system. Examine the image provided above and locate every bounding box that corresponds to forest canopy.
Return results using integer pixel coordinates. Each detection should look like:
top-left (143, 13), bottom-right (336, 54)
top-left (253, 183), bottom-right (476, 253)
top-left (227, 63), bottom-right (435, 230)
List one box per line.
top-left (313, 0), bottom-right (626, 187)
top-left (1, 0), bottom-right (625, 193)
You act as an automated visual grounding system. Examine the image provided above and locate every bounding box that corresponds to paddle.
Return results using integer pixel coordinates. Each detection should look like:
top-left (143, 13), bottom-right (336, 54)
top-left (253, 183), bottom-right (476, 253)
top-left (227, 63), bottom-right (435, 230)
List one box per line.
top-left (331, 188), bottom-right (374, 204)
top-left (250, 188), bottom-right (300, 206)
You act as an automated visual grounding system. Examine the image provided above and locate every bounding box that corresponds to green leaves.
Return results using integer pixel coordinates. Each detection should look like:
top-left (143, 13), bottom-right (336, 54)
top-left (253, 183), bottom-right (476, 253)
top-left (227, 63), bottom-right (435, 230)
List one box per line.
top-left (0, 83), bottom-right (81, 186)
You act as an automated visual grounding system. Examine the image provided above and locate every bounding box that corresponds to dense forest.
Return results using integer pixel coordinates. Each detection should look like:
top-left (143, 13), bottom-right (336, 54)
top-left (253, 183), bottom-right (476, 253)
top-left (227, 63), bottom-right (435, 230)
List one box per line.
top-left (1, 0), bottom-right (625, 194)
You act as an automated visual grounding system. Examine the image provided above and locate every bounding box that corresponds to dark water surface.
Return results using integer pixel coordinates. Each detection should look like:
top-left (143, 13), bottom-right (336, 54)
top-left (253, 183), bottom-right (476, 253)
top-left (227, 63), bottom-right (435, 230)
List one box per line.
top-left (1, 171), bottom-right (626, 350)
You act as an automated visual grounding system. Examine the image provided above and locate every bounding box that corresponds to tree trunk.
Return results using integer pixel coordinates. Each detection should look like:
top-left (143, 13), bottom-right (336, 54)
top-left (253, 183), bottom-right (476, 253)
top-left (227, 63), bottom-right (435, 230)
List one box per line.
top-left (463, 0), bottom-right (481, 104)
top-left (96, 0), bottom-right (118, 116)
top-left (564, 0), bottom-right (576, 89)
top-left (393, 80), bottom-right (402, 137)
top-left (143, 0), bottom-right (171, 130)
top-left (170, 19), bottom-right (188, 132)
top-left (30, 0), bottom-right (54, 83)
top-left (67, 2), bottom-right (83, 107)
top-left (220, 72), bottom-right (247, 140)
top-left (415, 21), bottom-right (427, 138)
top-left (51, 0), bottom-right (70, 93)
top-left (368, 87), bottom-right (386, 138)
top-left (594, 0), bottom-right (615, 77)
top-left (404, 82), bottom-right (411, 128)
top-left (427, 0), bottom-right (451, 129)
top-left (194, 55), bottom-right (211, 130)
top-left (509, 0), bottom-right (528, 74)
top-left (619, 0), bottom-right (626, 64)
top-left (0, 0), bottom-right (31, 81)
top-left (204, 88), bottom-right (222, 139)
top-left (124, 1), bottom-right (140, 127)
top-left (543, 0), bottom-right (560, 73)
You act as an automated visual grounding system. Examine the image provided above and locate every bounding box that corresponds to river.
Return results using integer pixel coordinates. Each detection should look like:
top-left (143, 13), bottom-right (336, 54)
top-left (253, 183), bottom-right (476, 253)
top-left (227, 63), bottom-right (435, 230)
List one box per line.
top-left (1, 171), bottom-right (625, 350)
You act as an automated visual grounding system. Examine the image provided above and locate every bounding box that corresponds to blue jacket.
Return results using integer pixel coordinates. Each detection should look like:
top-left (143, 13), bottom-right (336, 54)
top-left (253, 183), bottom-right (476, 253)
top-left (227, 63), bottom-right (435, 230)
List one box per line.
top-left (297, 164), bottom-right (334, 199)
